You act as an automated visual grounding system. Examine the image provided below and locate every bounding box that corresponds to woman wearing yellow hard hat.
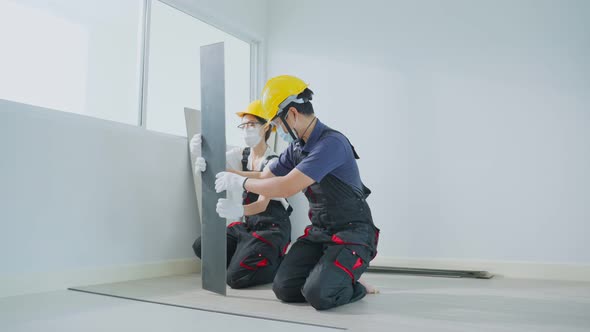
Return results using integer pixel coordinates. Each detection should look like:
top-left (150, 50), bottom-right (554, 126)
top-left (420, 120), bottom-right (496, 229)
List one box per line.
top-left (190, 100), bottom-right (292, 289)
top-left (215, 75), bottom-right (380, 310)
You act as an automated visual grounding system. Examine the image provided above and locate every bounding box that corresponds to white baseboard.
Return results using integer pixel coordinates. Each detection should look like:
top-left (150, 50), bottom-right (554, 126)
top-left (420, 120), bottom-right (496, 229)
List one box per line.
top-left (370, 256), bottom-right (590, 282)
top-left (0, 258), bottom-right (200, 298)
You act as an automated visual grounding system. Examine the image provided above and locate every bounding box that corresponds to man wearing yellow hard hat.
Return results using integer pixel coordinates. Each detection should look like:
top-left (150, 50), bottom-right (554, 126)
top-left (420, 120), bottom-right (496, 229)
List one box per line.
top-left (190, 100), bottom-right (292, 289)
top-left (215, 75), bottom-right (380, 310)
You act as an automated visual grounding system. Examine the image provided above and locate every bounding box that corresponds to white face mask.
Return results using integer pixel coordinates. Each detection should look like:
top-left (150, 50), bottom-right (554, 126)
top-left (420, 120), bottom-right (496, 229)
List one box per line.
top-left (276, 112), bottom-right (298, 143)
top-left (243, 127), bottom-right (262, 147)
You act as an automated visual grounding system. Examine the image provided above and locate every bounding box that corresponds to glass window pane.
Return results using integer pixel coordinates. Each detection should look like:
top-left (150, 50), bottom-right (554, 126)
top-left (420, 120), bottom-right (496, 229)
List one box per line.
top-left (0, 0), bottom-right (143, 125)
top-left (146, 0), bottom-right (251, 144)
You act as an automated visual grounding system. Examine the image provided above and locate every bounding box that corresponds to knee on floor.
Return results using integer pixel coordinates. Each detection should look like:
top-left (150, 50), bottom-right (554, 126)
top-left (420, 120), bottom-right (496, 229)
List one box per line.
top-left (302, 275), bottom-right (357, 311)
top-left (301, 281), bottom-right (335, 310)
top-left (226, 271), bottom-right (255, 289)
top-left (272, 281), bottom-right (306, 303)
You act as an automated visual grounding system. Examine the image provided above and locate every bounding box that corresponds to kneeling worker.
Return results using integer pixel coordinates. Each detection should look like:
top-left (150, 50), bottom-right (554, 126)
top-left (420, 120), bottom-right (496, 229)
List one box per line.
top-left (215, 75), bottom-right (379, 310)
top-left (191, 100), bottom-right (292, 289)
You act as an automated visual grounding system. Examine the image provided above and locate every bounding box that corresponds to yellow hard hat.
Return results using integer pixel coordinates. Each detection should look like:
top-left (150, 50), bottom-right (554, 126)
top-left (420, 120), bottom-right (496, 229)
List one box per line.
top-left (261, 75), bottom-right (309, 120)
top-left (235, 100), bottom-right (272, 120)
top-left (236, 100), bottom-right (276, 131)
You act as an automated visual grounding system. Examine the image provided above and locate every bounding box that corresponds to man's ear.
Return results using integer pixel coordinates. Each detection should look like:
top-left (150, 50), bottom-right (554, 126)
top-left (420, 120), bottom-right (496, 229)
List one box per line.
top-left (288, 106), bottom-right (298, 119)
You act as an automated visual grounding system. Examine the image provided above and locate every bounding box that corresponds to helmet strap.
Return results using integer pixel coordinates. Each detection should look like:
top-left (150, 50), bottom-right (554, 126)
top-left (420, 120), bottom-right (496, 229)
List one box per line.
top-left (279, 109), bottom-right (298, 141)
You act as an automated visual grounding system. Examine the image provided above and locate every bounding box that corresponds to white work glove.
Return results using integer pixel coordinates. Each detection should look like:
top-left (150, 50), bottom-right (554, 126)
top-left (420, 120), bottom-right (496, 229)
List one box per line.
top-left (189, 134), bottom-right (202, 157)
top-left (215, 171), bottom-right (246, 193)
top-left (216, 198), bottom-right (244, 219)
top-left (194, 157), bottom-right (207, 172)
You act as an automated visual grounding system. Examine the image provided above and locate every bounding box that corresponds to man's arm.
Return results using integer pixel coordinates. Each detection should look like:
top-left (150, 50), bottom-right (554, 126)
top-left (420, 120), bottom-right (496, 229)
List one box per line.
top-left (244, 168), bottom-right (314, 198)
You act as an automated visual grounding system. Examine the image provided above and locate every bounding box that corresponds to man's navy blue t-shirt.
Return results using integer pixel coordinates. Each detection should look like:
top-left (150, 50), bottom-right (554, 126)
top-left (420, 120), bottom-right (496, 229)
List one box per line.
top-left (269, 119), bottom-right (363, 191)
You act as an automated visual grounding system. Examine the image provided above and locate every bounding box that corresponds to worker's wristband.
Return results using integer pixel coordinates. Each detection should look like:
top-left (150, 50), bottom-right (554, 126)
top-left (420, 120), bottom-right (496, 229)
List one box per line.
top-left (242, 177), bottom-right (249, 191)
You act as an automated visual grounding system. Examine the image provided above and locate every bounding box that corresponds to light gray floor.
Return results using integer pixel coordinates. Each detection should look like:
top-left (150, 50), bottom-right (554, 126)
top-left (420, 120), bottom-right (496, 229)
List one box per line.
top-left (1, 272), bottom-right (589, 332)
top-left (0, 288), bottom-right (332, 332)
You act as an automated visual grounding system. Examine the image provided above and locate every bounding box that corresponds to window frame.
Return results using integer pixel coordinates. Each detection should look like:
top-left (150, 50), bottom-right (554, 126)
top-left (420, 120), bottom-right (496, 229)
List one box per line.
top-left (137, 0), bottom-right (262, 131)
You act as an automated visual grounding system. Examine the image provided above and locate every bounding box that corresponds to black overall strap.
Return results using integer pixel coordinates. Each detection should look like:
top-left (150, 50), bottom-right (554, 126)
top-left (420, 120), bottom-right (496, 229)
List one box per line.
top-left (241, 147), bottom-right (251, 171)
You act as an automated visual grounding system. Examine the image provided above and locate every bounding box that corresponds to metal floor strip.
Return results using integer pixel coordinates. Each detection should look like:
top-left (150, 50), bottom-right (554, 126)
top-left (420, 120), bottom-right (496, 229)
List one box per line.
top-left (68, 288), bottom-right (346, 330)
top-left (368, 266), bottom-right (494, 279)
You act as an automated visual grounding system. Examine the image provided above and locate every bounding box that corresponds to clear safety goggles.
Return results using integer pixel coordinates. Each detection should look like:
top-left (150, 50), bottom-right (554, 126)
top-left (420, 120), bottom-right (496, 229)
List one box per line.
top-left (237, 121), bottom-right (262, 130)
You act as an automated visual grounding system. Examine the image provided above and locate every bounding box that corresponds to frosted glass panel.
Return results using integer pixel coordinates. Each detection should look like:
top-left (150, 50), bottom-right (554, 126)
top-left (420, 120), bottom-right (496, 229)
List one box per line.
top-left (146, 0), bottom-right (251, 144)
top-left (0, 0), bottom-right (143, 125)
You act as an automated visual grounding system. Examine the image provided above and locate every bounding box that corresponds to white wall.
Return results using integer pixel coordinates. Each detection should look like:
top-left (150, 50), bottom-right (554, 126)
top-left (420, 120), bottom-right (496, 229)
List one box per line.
top-left (0, 100), bottom-right (199, 296)
top-left (267, 0), bottom-right (590, 265)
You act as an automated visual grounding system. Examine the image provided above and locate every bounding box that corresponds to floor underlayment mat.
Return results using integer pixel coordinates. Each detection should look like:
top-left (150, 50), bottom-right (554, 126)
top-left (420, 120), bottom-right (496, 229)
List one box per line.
top-left (68, 272), bottom-right (590, 332)
top-left (0, 290), bottom-right (334, 332)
